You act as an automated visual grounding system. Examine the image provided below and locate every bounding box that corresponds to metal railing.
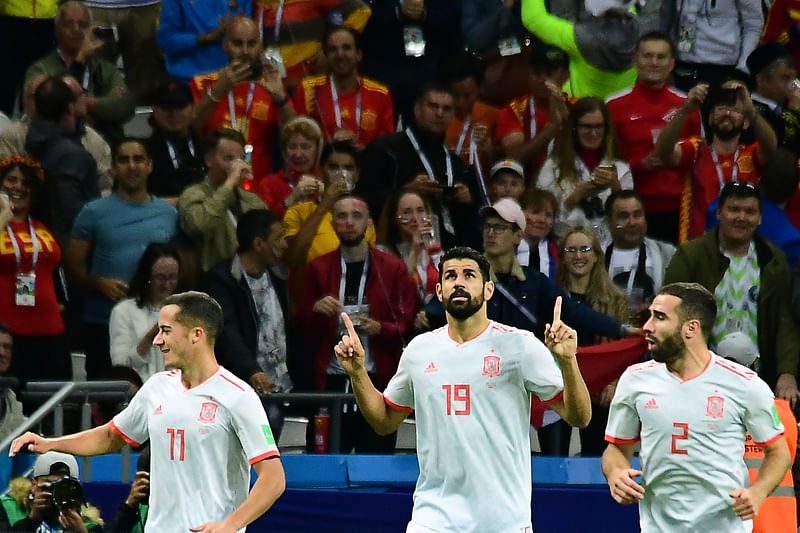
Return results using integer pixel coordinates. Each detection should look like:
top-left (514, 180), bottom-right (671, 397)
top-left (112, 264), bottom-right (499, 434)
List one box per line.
top-left (264, 392), bottom-right (355, 454)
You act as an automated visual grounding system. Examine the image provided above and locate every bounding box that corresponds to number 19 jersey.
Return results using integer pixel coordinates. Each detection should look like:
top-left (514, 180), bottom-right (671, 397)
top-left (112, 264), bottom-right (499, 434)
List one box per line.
top-left (383, 321), bottom-right (564, 533)
top-left (606, 353), bottom-right (784, 533)
top-left (111, 367), bottom-right (279, 532)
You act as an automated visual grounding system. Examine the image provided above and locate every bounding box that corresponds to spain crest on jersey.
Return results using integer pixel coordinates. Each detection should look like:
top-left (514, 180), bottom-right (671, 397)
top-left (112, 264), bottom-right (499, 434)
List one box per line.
top-left (199, 401), bottom-right (218, 423)
top-left (482, 355), bottom-right (501, 377)
top-left (706, 395), bottom-right (725, 418)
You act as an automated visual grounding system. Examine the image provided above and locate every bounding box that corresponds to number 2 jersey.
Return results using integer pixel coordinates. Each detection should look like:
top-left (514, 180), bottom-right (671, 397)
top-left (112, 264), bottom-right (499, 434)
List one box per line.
top-left (111, 367), bottom-right (279, 532)
top-left (605, 352), bottom-right (784, 533)
top-left (382, 321), bottom-right (565, 533)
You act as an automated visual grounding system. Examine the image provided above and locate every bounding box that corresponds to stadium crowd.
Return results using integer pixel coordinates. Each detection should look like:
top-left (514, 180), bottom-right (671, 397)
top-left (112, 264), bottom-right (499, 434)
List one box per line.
top-left (2, 0), bottom-right (800, 527)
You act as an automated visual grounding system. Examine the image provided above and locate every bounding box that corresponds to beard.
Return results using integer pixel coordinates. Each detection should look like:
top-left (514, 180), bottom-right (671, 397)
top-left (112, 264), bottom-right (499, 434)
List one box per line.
top-left (711, 124), bottom-right (743, 141)
top-left (338, 231), bottom-right (367, 247)
top-left (649, 327), bottom-right (685, 364)
top-left (444, 288), bottom-right (484, 321)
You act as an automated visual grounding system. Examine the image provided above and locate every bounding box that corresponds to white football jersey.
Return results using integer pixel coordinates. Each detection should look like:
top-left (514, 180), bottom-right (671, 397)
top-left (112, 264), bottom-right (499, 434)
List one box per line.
top-left (383, 321), bottom-right (564, 533)
top-left (606, 352), bottom-right (784, 533)
top-left (111, 367), bottom-right (279, 532)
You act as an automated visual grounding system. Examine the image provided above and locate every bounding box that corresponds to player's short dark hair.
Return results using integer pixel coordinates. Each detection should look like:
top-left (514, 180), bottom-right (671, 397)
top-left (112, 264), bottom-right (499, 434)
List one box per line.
top-left (604, 189), bottom-right (645, 217)
top-left (237, 209), bottom-right (281, 252)
top-left (112, 137), bottom-right (150, 161)
top-left (320, 140), bottom-right (359, 167)
top-left (658, 282), bottom-right (717, 341)
top-left (636, 31), bottom-right (677, 59)
top-left (34, 76), bottom-right (76, 122)
top-left (161, 291), bottom-right (224, 344)
top-left (759, 148), bottom-right (799, 204)
top-left (415, 81), bottom-right (456, 106)
top-left (718, 180), bottom-right (762, 213)
top-left (438, 246), bottom-right (491, 285)
top-left (322, 24), bottom-right (361, 52)
top-left (202, 127), bottom-right (245, 157)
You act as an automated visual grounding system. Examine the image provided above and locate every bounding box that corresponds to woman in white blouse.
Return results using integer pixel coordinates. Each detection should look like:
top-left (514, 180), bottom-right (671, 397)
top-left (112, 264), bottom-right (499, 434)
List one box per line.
top-left (537, 97), bottom-right (633, 243)
top-left (109, 243), bottom-right (181, 382)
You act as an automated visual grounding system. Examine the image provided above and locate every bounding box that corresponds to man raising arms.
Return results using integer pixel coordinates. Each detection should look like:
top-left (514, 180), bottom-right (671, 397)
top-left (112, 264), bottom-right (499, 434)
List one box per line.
top-left (334, 246), bottom-right (591, 532)
top-left (10, 291), bottom-right (285, 533)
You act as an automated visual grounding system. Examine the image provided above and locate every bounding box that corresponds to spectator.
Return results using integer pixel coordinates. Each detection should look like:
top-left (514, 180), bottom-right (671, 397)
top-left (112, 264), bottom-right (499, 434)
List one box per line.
top-left (203, 209), bottom-right (292, 437)
top-left (255, 116), bottom-right (323, 217)
top-left (177, 128), bottom-right (266, 273)
top-left (521, 0), bottom-right (638, 98)
top-left (554, 225), bottom-right (629, 455)
top-left (376, 188), bottom-right (441, 303)
top-left (0, 324), bottom-right (25, 442)
top-left (462, 0), bottom-right (530, 58)
top-left (761, 0), bottom-right (800, 73)
top-left (190, 15), bottom-right (294, 180)
top-left (10, 452), bottom-right (103, 532)
top-left (661, 0), bottom-right (762, 91)
top-left (24, 76), bottom-right (100, 243)
top-left (653, 82), bottom-right (778, 242)
top-left (255, 0), bottom-right (372, 90)
top-left (603, 190), bottom-right (676, 315)
top-left (487, 158), bottom-right (525, 204)
top-left (606, 31), bottom-right (703, 245)
top-left (664, 181), bottom-right (800, 404)
top-left (537, 97), bottom-right (633, 243)
top-left (90, 366), bottom-right (142, 427)
top-left (495, 43), bottom-right (570, 180)
top-left (0, 156), bottom-right (71, 389)
top-left (144, 79), bottom-right (205, 205)
top-left (283, 141), bottom-right (376, 307)
top-left (158, 0), bottom-right (251, 82)
top-left (293, 25), bottom-right (394, 148)
top-left (66, 139), bottom-right (179, 379)
top-left (0, 75), bottom-right (112, 199)
top-left (360, 0), bottom-right (462, 123)
top-left (441, 50), bottom-right (498, 171)
top-left (26, 1), bottom-right (135, 145)
top-left (299, 194), bottom-right (418, 453)
top-left (108, 243), bottom-right (182, 383)
top-left (107, 447), bottom-right (150, 533)
top-left (517, 188), bottom-right (559, 278)
top-left (357, 83), bottom-right (476, 250)
top-left (746, 42), bottom-right (800, 157)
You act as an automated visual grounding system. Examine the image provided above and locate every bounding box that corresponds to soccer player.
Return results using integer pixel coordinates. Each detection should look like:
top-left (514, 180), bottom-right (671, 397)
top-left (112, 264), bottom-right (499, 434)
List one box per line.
top-left (334, 246), bottom-right (591, 532)
top-left (9, 291), bottom-right (285, 533)
top-left (602, 282), bottom-right (790, 532)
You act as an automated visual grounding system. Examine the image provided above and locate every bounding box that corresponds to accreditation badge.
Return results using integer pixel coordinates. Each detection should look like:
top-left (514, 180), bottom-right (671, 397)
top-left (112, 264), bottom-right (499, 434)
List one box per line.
top-left (15, 271), bottom-right (35, 307)
top-left (403, 25), bottom-right (426, 57)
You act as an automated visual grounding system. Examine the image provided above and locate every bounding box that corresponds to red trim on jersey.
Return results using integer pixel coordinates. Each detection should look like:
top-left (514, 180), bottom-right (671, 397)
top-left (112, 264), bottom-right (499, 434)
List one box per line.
top-left (178, 366), bottom-right (223, 390)
top-left (605, 434), bottom-right (641, 444)
top-left (220, 373), bottom-right (246, 391)
top-left (755, 431), bottom-right (786, 448)
top-left (249, 450), bottom-right (281, 464)
top-left (627, 360), bottom-right (661, 373)
top-left (540, 390), bottom-right (564, 406)
top-left (492, 322), bottom-right (512, 332)
top-left (447, 320), bottom-right (492, 345)
top-left (110, 421), bottom-right (141, 447)
top-left (675, 352), bottom-right (713, 383)
top-left (714, 359), bottom-right (754, 380)
top-left (383, 394), bottom-right (414, 412)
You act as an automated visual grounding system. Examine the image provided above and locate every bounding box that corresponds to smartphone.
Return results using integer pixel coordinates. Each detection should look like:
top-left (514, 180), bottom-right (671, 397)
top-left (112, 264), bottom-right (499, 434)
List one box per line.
top-left (710, 87), bottom-right (738, 107)
top-left (92, 27), bottom-right (116, 43)
top-left (248, 60), bottom-right (263, 80)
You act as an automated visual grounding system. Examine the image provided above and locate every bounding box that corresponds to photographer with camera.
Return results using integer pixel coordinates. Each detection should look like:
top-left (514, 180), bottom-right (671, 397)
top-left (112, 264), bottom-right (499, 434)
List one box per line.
top-left (653, 80), bottom-right (778, 242)
top-left (10, 451), bottom-right (102, 532)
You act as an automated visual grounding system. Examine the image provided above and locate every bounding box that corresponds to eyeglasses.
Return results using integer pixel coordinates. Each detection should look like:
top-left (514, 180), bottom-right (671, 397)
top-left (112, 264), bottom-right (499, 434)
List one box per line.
top-left (483, 223), bottom-right (514, 234)
top-left (563, 245), bottom-right (593, 254)
top-left (576, 123), bottom-right (605, 132)
top-left (397, 214), bottom-right (432, 224)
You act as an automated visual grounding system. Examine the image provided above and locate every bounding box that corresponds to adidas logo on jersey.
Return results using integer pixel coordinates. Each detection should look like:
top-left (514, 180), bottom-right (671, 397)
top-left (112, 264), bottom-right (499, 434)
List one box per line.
top-left (154, 405), bottom-right (163, 415)
top-left (424, 362), bottom-right (437, 373)
top-left (645, 398), bottom-right (658, 409)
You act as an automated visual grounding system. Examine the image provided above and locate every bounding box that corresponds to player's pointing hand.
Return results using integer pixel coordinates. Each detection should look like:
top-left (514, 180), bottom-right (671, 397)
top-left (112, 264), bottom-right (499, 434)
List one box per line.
top-left (544, 296), bottom-right (578, 361)
top-left (334, 312), bottom-right (366, 375)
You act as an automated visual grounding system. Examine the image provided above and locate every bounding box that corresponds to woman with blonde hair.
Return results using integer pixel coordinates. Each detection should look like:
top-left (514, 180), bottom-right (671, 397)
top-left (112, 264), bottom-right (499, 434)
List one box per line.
top-left (255, 116), bottom-right (324, 216)
top-left (537, 97), bottom-right (632, 242)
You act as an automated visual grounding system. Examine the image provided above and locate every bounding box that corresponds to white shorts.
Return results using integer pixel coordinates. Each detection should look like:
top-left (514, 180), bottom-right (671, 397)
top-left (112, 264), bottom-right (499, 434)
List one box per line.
top-left (406, 522), bottom-right (533, 533)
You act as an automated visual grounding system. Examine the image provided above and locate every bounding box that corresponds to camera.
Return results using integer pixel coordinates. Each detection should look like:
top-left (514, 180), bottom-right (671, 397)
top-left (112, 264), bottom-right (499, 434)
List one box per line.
top-left (248, 60), bottom-right (263, 81)
top-left (579, 195), bottom-right (604, 219)
top-left (50, 476), bottom-right (85, 512)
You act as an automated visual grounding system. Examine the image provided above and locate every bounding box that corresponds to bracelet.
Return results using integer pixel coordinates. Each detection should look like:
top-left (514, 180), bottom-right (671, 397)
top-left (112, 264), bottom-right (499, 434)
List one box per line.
top-left (207, 88), bottom-right (221, 103)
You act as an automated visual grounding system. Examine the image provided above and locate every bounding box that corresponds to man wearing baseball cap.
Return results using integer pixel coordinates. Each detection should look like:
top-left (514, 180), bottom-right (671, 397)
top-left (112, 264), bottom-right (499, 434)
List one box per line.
top-left (487, 159), bottom-right (525, 204)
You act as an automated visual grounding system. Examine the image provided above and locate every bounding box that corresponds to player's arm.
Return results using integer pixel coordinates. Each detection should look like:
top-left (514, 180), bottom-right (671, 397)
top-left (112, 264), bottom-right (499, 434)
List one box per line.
top-left (731, 436), bottom-right (791, 520)
top-left (601, 441), bottom-right (644, 505)
top-left (334, 313), bottom-right (410, 435)
top-left (9, 423), bottom-right (126, 457)
top-left (190, 457), bottom-right (285, 532)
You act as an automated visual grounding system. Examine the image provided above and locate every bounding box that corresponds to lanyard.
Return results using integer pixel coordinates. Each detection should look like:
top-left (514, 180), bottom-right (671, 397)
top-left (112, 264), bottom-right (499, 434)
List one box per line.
top-left (529, 97), bottom-right (537, 139)
top-left (469, 139), bottom-right (490, 206)
top-left (6, 217), bottom-right (39, 272)
top-left (165, 139), bottom-right (196, 170)
top-left (57, 48), bottom-right (90, 92)
top-left (228, 83), bottom-right (256, 136)
top-left (257, 0), bottom-right (285, 42)
top-left (330, 76), bottom-right (362, 134)
top-left (710, 146), bottom-right (740, 189)
top-left (455, 114), bottom-right (472, 155)
top-left (405, 129), bottom-right (453, 186)
top-left (338, 251), bottom-right (369, 305)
